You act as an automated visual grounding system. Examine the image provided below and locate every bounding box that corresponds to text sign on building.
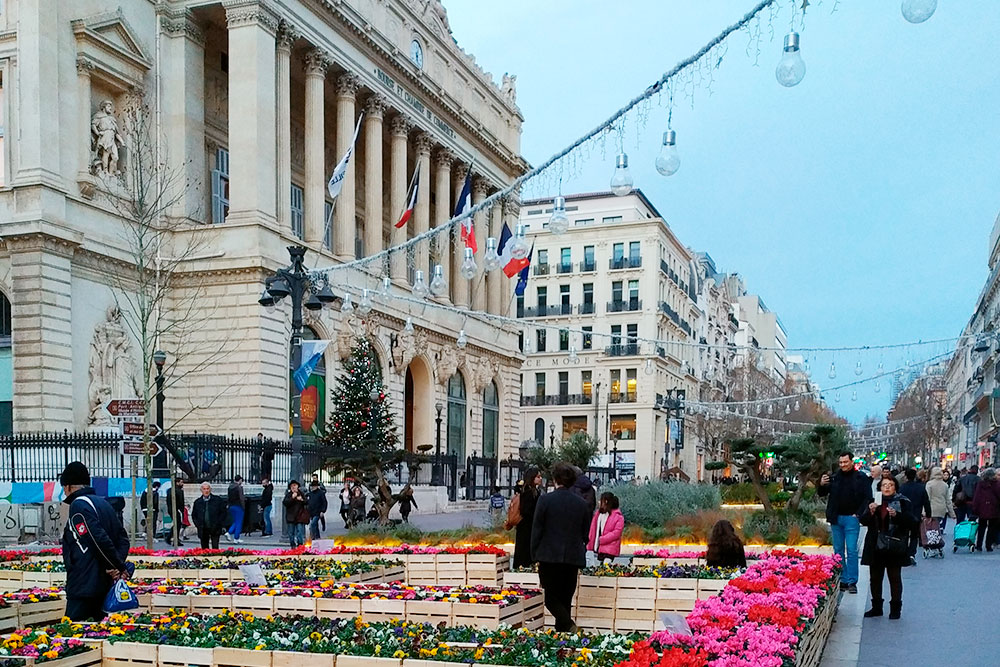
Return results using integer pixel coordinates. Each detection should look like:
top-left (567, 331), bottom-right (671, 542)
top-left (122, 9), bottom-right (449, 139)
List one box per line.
top-left (373, 67), bottom-right (456, 140)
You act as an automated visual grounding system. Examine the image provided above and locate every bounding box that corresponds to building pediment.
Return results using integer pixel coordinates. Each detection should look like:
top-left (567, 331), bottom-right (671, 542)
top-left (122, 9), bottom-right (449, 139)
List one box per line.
top-left (72, 8), bottom-right (151, 90)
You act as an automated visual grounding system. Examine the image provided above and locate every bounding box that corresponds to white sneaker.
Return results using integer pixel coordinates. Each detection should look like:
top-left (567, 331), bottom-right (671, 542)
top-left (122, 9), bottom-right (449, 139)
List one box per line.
top-left (224, 532), bottom-right (233, 542)
top-left (235, 538), bottom-right (244, 544)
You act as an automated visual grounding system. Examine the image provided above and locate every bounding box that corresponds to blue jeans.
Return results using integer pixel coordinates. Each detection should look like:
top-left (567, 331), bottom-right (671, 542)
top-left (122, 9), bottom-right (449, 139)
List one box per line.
top-left (228, 506), bottom-right (244, 540)
top-left (309, 516), bottom-right (321, 540)
top-left (262, 505), bottom-right (272, 535)
top-left (289, 522), bottom-right (305, 548)
top-left (830, 515), bottom-right (860, 585)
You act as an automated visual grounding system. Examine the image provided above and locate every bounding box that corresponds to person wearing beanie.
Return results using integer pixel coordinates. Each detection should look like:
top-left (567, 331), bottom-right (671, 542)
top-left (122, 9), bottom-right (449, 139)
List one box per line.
top-left (59, 461), bottom-right (131, 621)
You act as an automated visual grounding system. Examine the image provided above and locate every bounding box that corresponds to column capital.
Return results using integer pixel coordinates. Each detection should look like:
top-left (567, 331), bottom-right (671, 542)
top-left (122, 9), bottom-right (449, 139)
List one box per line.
top-left (223, 0), bottom-right (279, 34)
top-left (472, 175), bottom-right (491, 198)
top-left (303, 48), bottom-right (332, 76)
top-left (276, 19), bottom-right (298, 50)
top-left (160, 8), bottom-right (206, 46)
top-left (389, 113), bottom-right (412, 137)
top-left (433, 148), bottom-right (454, 171)
top-left (414, 132), bottom-right (433, 158)
top-left (76, 55), bottom-right (95, 74)
top-left (502, 192), bottom-right (521, 217)
top-left (335, 72), bottom-right (360, 99)
top-left (364, 94), bottom-right (387, 119)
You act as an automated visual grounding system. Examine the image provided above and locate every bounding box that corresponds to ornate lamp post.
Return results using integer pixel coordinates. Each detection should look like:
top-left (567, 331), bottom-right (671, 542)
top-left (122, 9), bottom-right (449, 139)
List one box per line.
top-left (433, 402), bottom-right (444, 486)
top-left (153, 350), bottom-right (167, 430)
top-left (258, 245), bottom-right (338, 484)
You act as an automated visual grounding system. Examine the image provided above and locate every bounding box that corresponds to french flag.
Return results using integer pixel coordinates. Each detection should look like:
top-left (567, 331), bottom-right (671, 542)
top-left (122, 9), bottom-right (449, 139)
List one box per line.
top-left (395, 169), bottom-right (420, 229)
top-left (498, 222), bottom-right (530, 278)
top-left (453, 167), bottom-right (476, 253)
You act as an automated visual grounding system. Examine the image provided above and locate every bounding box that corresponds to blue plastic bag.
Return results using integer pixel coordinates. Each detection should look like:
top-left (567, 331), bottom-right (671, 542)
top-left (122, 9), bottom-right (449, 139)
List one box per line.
top-left (103, 578), bottom-right (139, 613)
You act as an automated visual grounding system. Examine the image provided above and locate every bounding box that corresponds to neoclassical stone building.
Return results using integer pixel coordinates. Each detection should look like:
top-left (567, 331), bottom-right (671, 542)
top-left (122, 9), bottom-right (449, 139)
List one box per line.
top-left (0, 0), bottom-right (527, 461)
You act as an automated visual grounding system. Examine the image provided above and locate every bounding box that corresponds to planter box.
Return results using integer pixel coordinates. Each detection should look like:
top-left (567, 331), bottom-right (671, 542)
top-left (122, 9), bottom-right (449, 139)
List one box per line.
top-left (575, 614), bottom-right (614, 633)
top-left (150, 594), bottom-right (191, 612)
top-left (405, 573), bottom-right (437, 587)
top-left (577, 575), bottom-right (616, 604)
top-left (212, 647), bottom-right (272, 667)
top-left (272, 596), bottom-right (317, 616)
top-left (380, 566), bottom-right (406, 583)
top-left (189, 595), bottom-right (233, 615)
top-left (22, 647), bottom-right (103, 667)
top-left (133, 569), bottom-right (169, 581)
top-left (655, 578), bottom-right (698, 599)
top-left (697, 579), bottom-right (729, 597)
top-left (198, 570), bottom-right (231, 582)
top-left (360, 598), bottom-right (405, 623)
top-left (450, 601), bottom-right (522, 630)
top-left (404, 600), bottom-right (452, 626)
top-left (18, 599), bottom-right (66, 628)
top-left (0, 570), bottom-right (24, 586)
top-left (613, 617), bottom-right (656, 633)
top-left (237, 595), bottom-right (275, 617)
top-left (335, 657), bottom-right (402, 667)
top-left (522, 595), bottom-right (544, 630)
top-left (271, 652), bottom-right (333, 667)
top-left (157, 646), bottom-right (213, 667)
top-left (434, 573), bottom-right (466, 587)
top-left (315, 597), bottom-right (361, 619)
top-left (0, 603), bottom-right (19, 632)
top-left (134, 594), bottom-right (152, 612)
top-left (22, 572), bottom-right (59, 587)
top-left (436, 554), bottom-right (466, 569)
top-left (616, 577), bottom-right (657, 601)
top-left (101, 641), bottom-right (157, 667)
top-left (654, 598), bottom-right (696, 613)
top-left (502, 573), bottom-right (539, 589)
top-left (795, 581), bottom-right (838, 667)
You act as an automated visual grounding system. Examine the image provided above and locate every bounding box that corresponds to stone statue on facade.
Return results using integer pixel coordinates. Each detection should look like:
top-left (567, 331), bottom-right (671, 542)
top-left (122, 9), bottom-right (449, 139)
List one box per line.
top-left (87, 306), bottom-right (140, 428)
top-left (391, 322), bottom-right (426, 374)
top-left (501, 74), bottom-right (517, 105)
top-left (91, 99), bottom-right (124, 175)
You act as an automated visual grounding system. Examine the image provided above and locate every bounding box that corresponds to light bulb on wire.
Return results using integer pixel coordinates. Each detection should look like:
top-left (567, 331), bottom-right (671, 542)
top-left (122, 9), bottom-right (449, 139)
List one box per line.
top-left (404, 317), bottom-right (414, 333)
top-left (460, 247), bottom-right (477, 280)
top-left (901, 0), bottom-right (936, 23)
top-left (358, 289), bottom-right (372, 315)
top-left (483, 238), bottom-right (501, 272)
top-left (644, 359), bottom-right (655, 376)
top-left (610, 152), bottom-right (633, 196)
top-left (655, 130), bottom-right (680, 177)
top-left (380, 275), bottom-right (392, 300)
top-left (509, 224), bottom-right (531, 260)
top-left (828, 362), bottom-right (837, 379)
top-left (874, 380), bottom-right (881, 394)
top-left (784, 404), bottom-right (791, 415)
top-left (456, 329), bottom-right (468, 349)
top-left (411, 270), bottom-right (429, 298)
top-left (429, 264), bottom-right (448, 297)
top-left (340, 293), bottom-right (354, 315)
top-left (851, 390), bottom-right (858, 402)
top-left (568, 346), bottom-right (579, 364)
top-left (548, 195), bottom-right (569, 235)
top-left (775, 32), bottom-right (806, 87)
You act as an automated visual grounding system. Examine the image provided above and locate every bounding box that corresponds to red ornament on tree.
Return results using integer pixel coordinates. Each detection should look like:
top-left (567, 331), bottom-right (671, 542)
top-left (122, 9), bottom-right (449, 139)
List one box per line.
top-left (361, 421), bottom-right (368, 428)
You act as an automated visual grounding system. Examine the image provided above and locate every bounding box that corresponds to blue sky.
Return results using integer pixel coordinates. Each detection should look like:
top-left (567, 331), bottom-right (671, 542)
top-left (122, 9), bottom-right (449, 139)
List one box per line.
top-left (446, 1), bottom-right (1000, 424)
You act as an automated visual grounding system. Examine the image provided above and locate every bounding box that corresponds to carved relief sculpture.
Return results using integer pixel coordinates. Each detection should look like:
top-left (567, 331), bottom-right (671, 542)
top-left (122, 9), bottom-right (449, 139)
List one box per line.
top-left (87, 306), bottom-right (140, 427)
top-left (91, 100), bottom-right (124, 175)
top-left (501, 74), bottom-right (517, 105)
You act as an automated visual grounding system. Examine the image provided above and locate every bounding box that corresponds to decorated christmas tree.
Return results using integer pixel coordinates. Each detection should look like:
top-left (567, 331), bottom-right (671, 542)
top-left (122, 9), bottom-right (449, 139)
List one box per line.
top-left (320, 337), bottom-right (406, 524)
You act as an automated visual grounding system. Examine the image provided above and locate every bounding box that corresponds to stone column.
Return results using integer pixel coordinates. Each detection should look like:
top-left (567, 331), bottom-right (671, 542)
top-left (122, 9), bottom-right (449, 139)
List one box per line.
top-left (433, 148), bottom-right (453, 303)
top-left (451, 165), bottom-right (470, 308)
top-left (470, 178), bottom-right (490, 312)
top-left (363, 95), bottom-right (386, 260)
top-left (413, 132), bottom-right (433, 281)
top-left (160, 9), bottom-right (207, 219)
top-left (75, 57), bottom-right (94, 184)
top-left (486, 199), bottom-right (504, 315)
top-left (275, 21), bottom-right (297, 232)
top-left (223, 0), bottom-right (278, 226)
top-left (333, 73), bottom-right (359, 259)
top-left (15, 0), bottom-right (61, 187)
top-left (304, 49), bottom-right (331, 245)
top-left (388, 115), bottom-right (410, 282)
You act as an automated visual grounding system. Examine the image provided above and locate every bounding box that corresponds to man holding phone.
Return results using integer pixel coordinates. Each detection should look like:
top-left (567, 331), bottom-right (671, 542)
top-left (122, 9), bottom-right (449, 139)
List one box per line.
top-left (817, 451), bottom-right (873, 594)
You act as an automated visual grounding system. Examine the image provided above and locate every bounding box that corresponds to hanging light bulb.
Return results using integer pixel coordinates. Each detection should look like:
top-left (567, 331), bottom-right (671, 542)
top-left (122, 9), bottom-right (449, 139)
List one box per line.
top-left (568, 346), bottom-right (579, 364)
top-left (855, 360), bottom-right (863, 376)
top-left (380, 275), bottom-right (392, 300)
top-left (456, 329), bottom-right (468, 349)
top-left (429, 264), bottom-right (448, 297)
top-left (341, 293), bottom-right (354, 314)
top-left (775, 32), bottom-right (806, 87)
top-left (411, 270), bottom-right (429, 298)
top-left (548, 195), bottom-right (570, 235)
top-left (901, 0), bottom-right (936, 23)
top-left (851, 390), bottom-right (858, 402)
top-left (358, 289), bottom-right (373, 315)
top-left (460, 247), bottom-right (477, 280)
top-left (767, 403), bottom-right (774, 415)
top-left (784, 404), bottom-right (791, 415)
top-left (654, 130), bottom-right (680, 177)
top-left (874, 380), bottom-right (881, 394)
top-left (609, 152), bottom-right (633, 196)
top-left (877, 362), bottom-right (884, 374)
top-left (793, 400), bottom-right (800, 411)
top-left (644, 359), bottom-right (655, 376)
top-left (828, 362), bottom-right (837, 379)
top-left (404, 317), bottom-right (414, 333)
top-left (483, 238), bottom-right (501, 272)
top-left (509, 224), bottom-right (531, 260)
top-left (835, 392), bottom-right (841, 403)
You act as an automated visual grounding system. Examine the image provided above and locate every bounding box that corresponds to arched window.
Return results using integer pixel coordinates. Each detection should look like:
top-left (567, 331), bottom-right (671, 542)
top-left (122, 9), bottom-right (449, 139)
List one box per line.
top-left (289, 327), bottom-right (326, 440)
top-left (447, 372), bottom-right (466, 460)
top-left (534, 418), bottom-right (545, 446)
top-left (482, 381), bottom-right (499, 458)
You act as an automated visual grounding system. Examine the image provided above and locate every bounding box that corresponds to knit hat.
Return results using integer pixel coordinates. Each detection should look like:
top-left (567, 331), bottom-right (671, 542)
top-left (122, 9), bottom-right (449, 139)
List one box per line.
top-left (59, 461), bottom-right (91, 487)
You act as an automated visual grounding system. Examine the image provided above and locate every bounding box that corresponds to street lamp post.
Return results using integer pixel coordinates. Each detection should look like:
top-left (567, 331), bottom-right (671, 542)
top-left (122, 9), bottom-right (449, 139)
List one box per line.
top-left (153, 350), bottom-right (167, 430)
top-left (433, 402), bottom-right (444, 486)
top-left (611, 438), bottom-right (619, 480)
top-left (549, 423), bottom-right (555, 447)
top-left (258, 245), bottom-right (338, 484)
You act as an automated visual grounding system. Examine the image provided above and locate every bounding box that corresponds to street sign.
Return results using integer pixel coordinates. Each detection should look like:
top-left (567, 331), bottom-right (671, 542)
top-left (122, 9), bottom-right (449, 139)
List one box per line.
top-left (123, 439), bottom-right (162, 457)
top-left (122, 422), bottom-right (159, 438)
top-left (106, 399), bottom-right (145, 417)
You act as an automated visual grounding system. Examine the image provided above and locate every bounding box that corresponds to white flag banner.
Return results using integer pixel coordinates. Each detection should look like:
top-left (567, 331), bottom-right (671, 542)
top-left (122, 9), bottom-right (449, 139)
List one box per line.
top-left (327, 113), bottom-right (365, 199)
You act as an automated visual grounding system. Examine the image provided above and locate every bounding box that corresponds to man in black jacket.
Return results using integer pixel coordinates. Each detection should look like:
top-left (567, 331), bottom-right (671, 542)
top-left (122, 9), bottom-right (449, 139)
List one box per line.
top-left (260, 477), bottom-right (274, 537)
top-left (307, 480), bottom-right (328, 540)
top-left (900, 468), bottom-right (932, 563)
top-left (531, 462), bottom-right (591, 632)
top-left (192, 482), bottom-right (229, 549)
top-left (59, 461), bottom-right (130, 621)
top-left (817, 451), bottom-right (872, 594)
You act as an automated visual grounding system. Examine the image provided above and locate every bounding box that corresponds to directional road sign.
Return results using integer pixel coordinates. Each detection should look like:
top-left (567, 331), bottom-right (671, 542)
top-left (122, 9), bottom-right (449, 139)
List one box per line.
top-left (106, 399), bottom-right (146, 417)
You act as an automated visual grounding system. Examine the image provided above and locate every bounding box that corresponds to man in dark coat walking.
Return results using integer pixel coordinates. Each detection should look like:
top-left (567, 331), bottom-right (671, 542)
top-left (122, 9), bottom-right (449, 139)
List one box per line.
top-left (59, 462), bottom-right (130, 621)
top-left (531, 462), bottom-right (591, 632)
top-left (899, 468), bottom-right (931, 563)
top-left (817, 450), bottom-right (872, 594)
top-left (955, 465), bottom-right (980, 524)
top-left (192, 482), bottom-right (229, 549)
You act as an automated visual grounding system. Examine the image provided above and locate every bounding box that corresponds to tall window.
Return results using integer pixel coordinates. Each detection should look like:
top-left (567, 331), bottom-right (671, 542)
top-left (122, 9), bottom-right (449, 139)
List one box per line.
top-left (482, 382), bottom-right (499, 458)
top-left (560, 284), bottom-right (570, 309)
top-left (447, 373), bottom-right (467, 460)
top-left (582, 326), bottom-right (593, 350)
top-left (629, 241), bottom-right (641, 262)
top-left (516, 294), bottom-right (525, 318)
top-left (558, 371), bottom-right (569, 398)
top-left (627, 323), bottom-right (638, 352)
top-left (612, 243), bottom-right (624, 261)
top-left (0, 72), bottom-right (5, 186)
top-left (612, 281), bottom-right (623, 302)
top-left (559, 329), bottom-right (569, 351)
top-left (537, 286), bottom-right (547, 310)
top-left (628, 280), bottom-right (639, 301)
top-left (582, 370), bottom-right (592, 400)
top-left (583, 245), bottom-right (595, 270)
top-left (611, 324), bottom-right (622, 347)
top-left (626, 368), bottom-right (637, 401)
top-left (536, 328), bottom-right (546, 352)
top-left (535, 372), bottom-right (546, 399)
top-left (610, 369), bottom-right (621, 396)
top-left (538, 249), bottom-right (548, 266)
top-left (355, 214), bottom-right (365, 259)
top-left (560, 247), bottom-right (571, 268)
top-left (290, 185), bottom-right (304, 239)
top-left (211, 148), bottom-right (230, 224)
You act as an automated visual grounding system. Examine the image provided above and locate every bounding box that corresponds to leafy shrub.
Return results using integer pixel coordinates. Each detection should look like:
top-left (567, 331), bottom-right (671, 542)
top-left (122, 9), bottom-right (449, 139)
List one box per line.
top-left (614, 481), bottom-right (721, 530)
top-left (742, 509), bottom-right (830, 545)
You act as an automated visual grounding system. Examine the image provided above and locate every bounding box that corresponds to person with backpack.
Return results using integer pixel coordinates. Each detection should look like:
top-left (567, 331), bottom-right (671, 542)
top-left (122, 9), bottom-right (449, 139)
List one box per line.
top-left (954, 465), bottom-right (980, 524)
top-left (488, 486), bottom-right (505, 523)
top-left (59, 462), bottom-right (131, 621)
top-left (506, 467), bottom-right (541, 569)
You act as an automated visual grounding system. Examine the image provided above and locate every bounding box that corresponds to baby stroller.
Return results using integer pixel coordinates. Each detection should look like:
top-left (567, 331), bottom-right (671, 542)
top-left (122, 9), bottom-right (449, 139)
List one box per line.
top-left (953, 519), bottom-right (978, 553)
top-left (920, 517), bottom-right (945, 558)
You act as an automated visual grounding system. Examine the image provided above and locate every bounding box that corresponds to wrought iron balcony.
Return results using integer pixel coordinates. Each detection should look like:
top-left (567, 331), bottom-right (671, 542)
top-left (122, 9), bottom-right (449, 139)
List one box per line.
top-left (579, 260), bottom-right (597, 272)
top-left (520, 305), bottom-right (570, 317)
top-left (608, 298), bottom-right (642, 313)
top-left (609, 391), bottom-right (638, 404)
top-left (604, 343), bottom-right (640, 357)
top-left (557, 262), bottom-right (573, 274)
top-left (578, 302), bottom-right (596, 315)
top-left (533, 264), bottom-right (550, 276)
top-left (521, 393), bottom-right (593, 406)
top-left (610, 257), bottom-right (642, 270)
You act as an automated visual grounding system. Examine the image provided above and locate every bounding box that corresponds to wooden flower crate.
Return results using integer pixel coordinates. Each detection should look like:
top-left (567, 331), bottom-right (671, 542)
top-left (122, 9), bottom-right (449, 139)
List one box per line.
top-left (132, 569), bottom-right (170, 581)
top-left (212, 647), bottom-right (272, 667)
top-left (315, 597), bottom-right (361, 619)
top-left (522, 594), bottom-right (544, 630)
top-left (23, 571), bottom-right (60, 588)
top-left (501, 572), bottom-right (539, 589)
top-left (149, 594), bottom-right (192, 612)
top-left (335, 656), bottom-right (402, 667)
top-left (271, 596), bottom-right (318, 616)
top-left (466, 554), bottom-right (509, 586)
top-left (795, 581), bottom-right (839, 667)
top-left (616, 577), bottom-right (657, 603)
top-left (577, 575), bottom-right (616, 603)
top-left (380, 565), bottom-right (406, 582)
top-left (404, 600), bottom-right (453, 626)
top-left (101, 641), bottom-right (157, 667)
top-left (237, 594), bottom-right (275, 617)
top-left (271, 652), bottom-right (333, 667)
top-left (22, 646), bottom-right (103, 667)
top-left (0, 603), bottom-right (18, 632)
top-left (655, 578), bottom-right (698, 604)
top-left (696, 579), bottom-right (729, 597)
top-left (359, 598), bottom-right (406, 623)
top-left (450, 600), bottom-right (521, 630)
top-left (18, 599), bottom-right (66, 628)
top-left (189, 595), bottom-right (234, 615)
top-left (157, 645), bottom-right (213, 667)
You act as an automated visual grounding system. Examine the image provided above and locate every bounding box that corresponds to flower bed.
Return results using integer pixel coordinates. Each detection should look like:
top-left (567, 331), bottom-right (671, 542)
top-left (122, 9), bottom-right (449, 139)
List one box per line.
top-left (0, 629), bottom-right (96, 665)
top-left (615, 550), bottom-right (840, 667)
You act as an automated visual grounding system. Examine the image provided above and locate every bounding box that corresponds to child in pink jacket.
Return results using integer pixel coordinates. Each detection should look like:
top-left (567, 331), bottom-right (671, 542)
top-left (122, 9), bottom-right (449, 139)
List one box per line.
top-left (587, 492), bottom-right (625, 562)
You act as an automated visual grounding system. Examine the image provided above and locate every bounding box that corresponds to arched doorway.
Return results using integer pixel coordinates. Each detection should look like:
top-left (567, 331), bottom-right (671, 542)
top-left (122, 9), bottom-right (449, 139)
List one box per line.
top-left (0, 293), bottom-right (10, 435)
top-left (447, 372), bottom-right (467, 460)
top-left (482, 381), bottom-right (499, 458)
top-left (403, 356), bottom-right (433, 453)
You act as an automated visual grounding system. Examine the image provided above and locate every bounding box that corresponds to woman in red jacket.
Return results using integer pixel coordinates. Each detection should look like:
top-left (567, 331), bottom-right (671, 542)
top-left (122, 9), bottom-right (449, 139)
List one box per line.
top-left (587, 492), bottom-right (624, 563)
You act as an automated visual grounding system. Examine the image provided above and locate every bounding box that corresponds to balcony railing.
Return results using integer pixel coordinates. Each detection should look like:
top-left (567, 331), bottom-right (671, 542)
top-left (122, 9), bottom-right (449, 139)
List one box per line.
top-left (521, 393), bottom-right (593, 407)
top-left (604, 343), bottom-right (640, 357)
top-left (579, 260), bottom-right (597, 272)
top-left (533, 264), bottom-right (550, 276)
top-left (520, 305), bottom-right (571, 317)
top-left (609, 391), bottom-right (638, 404)
top-left (610, 257), bottom-right (642, 270)
top-left (607, 298), bottom-right (642, 313)
top-left (557, 262), bottom-right (573, 274)
top-left (578, 302), bottom-right (595, 315)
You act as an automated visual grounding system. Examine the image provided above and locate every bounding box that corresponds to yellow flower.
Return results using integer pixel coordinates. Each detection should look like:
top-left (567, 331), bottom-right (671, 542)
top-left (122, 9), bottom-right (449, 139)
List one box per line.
top-left (474, 649), bottom-right (485, 660)
top-left (392, 651), bottom-right (406, 659)
top-left (43, 651), bottom-right (58, 660)
top-left (374, 645), bottom-right (381, 655)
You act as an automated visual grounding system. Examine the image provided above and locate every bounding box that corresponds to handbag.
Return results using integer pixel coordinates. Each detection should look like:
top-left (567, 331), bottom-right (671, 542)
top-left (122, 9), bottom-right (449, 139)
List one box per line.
top-left (103, 578), bottom-right (139, 613)
top-left (503, 493), bottom-right (521, 531)
top-left (876, 530), bottom-right (908, 556)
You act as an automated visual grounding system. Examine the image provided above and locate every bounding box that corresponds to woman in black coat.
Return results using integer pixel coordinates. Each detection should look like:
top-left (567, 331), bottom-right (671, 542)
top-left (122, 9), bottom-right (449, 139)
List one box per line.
top-left (512, 467), bottom-right (542, 569)
top-left (860, 476), bottom-right (916, 620)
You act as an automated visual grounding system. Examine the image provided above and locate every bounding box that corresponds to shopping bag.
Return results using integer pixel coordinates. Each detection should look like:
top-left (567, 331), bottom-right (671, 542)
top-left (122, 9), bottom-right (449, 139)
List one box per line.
top-left (103, 578), bottom-right (139, 613)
